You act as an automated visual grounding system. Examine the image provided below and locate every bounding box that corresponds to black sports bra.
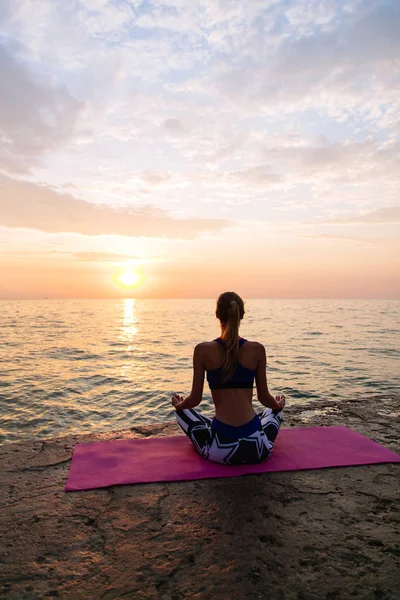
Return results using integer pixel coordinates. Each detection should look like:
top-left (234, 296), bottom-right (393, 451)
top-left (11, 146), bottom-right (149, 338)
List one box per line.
top-left (206, 338), bottom-right (255, 390)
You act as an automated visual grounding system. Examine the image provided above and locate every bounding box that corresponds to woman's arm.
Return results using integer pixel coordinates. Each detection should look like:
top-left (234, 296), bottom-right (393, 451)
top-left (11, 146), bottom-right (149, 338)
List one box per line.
top-left (255, 343), bottom-right (284, 410)
top-left (172, 344), bottom-right (205, 410)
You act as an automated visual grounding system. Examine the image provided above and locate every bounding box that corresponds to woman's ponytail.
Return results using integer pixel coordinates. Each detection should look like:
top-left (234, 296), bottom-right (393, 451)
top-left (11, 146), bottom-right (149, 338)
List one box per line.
top-left (216, 292), bottom-right (245, 383)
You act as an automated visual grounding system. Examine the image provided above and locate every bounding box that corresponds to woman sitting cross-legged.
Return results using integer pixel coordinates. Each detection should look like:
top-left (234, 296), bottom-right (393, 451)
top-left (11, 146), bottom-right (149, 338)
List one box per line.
top-left (171, 291), bottom-right (285, 465)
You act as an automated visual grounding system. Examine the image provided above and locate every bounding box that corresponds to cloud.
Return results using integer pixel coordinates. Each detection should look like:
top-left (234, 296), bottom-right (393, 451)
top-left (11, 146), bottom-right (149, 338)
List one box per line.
top-left (264, 137), bottom-right (400, 183)
top-left (188, 0), bottom-right (400, 125)
top-left (72, 252), bottom-right (152, 262)
top-left (0, 42), bottom-right (83, 175)
top-left (190, 137), bottom-right (400, 208)
top-left (2, 248), bottom-right (158, 262)
top-left (0, 174), bottom-right (231, 238)
top-left (313, 207), bottom-right (400, 225)
top-left (226, 166), bottom-right (281, 187)
top-left (302, 234), bottom-right (382, 245)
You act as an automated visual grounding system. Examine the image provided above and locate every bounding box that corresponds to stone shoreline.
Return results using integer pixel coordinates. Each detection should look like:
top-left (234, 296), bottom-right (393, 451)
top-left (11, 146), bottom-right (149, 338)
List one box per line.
top-left (1, 397), bottom-right (399, 599)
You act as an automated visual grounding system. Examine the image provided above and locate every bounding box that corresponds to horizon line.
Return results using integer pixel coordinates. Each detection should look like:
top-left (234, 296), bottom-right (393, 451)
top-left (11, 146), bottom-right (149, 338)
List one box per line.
top-left (1, 297), bottom-right (399, 301)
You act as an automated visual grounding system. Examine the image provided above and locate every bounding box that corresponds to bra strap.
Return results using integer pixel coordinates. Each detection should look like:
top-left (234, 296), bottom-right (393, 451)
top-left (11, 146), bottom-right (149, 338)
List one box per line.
top-left (214, 337), bottom-right (247, 347)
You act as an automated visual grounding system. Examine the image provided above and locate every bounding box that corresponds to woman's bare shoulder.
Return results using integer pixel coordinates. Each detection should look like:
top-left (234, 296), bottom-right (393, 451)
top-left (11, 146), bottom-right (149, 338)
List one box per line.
top-left (244, 340), bottom-right (264, 350)
top-left (243, 340), bottom-right (265, 358)
top-left (194, 341), bottom-right (219, 352)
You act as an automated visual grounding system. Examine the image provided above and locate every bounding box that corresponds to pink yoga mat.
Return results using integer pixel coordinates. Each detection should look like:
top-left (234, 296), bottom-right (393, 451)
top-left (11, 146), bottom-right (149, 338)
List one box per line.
top-left (65, 426), bottom-right (400, 492)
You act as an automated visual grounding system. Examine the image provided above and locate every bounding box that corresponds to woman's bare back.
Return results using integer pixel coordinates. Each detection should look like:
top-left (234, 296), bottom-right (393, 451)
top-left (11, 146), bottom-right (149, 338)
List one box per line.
top-left (199, 339), bottom-right (261, 426)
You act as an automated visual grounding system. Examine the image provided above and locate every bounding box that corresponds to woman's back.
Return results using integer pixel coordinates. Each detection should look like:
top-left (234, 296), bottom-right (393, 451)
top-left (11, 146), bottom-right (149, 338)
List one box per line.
top-left (200, 338), bottom-right (261, 426)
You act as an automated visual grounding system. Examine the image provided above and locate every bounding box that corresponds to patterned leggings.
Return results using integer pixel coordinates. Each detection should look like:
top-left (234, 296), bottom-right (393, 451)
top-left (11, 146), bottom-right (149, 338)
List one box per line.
top-left (175, 408), bottom-right (283, 465)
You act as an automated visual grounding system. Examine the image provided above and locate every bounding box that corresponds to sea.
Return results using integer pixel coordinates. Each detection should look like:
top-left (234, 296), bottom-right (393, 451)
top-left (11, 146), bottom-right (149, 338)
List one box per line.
top-left (0, 299), bottom-right (399, 444)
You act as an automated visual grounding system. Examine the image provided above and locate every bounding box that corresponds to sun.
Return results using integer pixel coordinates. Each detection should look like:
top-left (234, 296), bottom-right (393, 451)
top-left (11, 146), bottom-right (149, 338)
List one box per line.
top-left (114, 266), bottom-right (145, 289)
top-left (118, 270), bottom-right (141, 287)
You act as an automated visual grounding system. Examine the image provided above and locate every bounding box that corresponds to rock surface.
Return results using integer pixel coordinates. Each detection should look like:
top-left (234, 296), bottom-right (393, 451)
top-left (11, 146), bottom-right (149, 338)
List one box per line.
top-left (1, 397), bottom-right (399, 600)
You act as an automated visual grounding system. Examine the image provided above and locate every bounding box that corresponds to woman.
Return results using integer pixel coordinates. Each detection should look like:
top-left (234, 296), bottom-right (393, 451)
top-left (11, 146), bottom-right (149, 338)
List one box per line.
top-left (171, 291), bottom-right (285, 465)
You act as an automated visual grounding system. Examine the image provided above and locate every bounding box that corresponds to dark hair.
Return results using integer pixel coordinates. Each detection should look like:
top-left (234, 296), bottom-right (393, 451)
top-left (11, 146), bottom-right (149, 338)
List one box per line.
top-left (216, 291), bottom-right (245, 382)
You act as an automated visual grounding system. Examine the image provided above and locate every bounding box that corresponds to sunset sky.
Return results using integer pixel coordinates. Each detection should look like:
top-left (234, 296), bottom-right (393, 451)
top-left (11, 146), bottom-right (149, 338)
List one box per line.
top-left (0, 0), bottom-right (399, 298)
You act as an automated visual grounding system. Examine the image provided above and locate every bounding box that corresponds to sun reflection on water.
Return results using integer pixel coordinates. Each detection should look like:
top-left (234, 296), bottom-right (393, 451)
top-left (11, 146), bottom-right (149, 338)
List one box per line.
top-left (122, 298), bottom-right (138, 342)
top-left (119, 299), bottom-right (157, 389)
top-left (119, 299), bottom-right (139, 380)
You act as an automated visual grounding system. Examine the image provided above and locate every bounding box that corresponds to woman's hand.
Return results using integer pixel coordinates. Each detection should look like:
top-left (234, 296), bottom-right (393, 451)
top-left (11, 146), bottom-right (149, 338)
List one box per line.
top-left (275, 394), bottom-right (286, 410)
top-left (171, 393), bottom-right (184, 409)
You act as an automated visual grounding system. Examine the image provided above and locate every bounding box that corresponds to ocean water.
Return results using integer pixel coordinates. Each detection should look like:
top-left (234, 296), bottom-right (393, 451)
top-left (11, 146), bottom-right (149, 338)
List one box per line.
top-left (0, 299), bottom-right (399, 444)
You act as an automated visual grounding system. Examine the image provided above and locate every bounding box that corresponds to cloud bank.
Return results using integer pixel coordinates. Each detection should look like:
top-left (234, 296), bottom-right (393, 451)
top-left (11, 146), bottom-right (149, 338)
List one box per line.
top-left (0, 175), bottom-right (230, 238)
top-left (0, 43), bottom-right (83, 176)
top-left (316, 207), bottom-right (400, 225)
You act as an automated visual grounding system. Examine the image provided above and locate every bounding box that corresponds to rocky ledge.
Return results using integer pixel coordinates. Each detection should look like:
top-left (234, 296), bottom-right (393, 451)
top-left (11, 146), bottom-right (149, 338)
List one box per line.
top-left (1, 397), bottom-right (399, 600)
